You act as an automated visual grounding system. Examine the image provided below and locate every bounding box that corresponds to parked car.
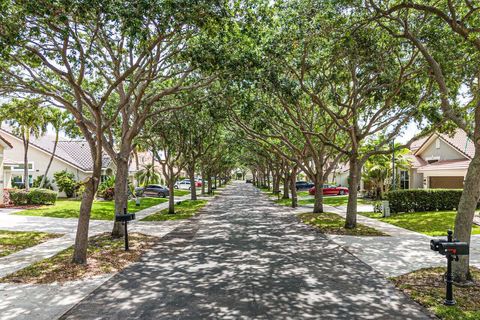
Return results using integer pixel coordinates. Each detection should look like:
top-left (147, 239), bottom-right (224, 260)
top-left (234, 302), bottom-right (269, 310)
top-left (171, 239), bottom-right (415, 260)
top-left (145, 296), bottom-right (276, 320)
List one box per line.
top-left (136, 185), bottom-right (169, 198)
top-left (295, 181), bottom-right (314, 190)
top-left (175, 179), bottom-right (191, 190)
top-left (309, 184), bottom-right (349, 196)
top-left (246, 179), bottom-right (252, 183)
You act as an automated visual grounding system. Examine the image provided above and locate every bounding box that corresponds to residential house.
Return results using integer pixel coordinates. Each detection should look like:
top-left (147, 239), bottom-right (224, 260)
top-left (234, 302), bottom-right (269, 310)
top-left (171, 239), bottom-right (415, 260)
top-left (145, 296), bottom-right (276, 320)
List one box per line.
top-left (0, 128), bottom-right (113, 196)
top-left (407, 129), bottom-right (473, 189)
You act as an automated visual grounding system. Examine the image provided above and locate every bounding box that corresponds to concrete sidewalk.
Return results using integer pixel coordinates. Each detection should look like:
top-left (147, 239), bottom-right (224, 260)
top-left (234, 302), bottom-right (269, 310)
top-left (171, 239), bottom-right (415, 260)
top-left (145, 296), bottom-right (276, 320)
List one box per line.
top-left (307, 204), bottom-right (480, 277)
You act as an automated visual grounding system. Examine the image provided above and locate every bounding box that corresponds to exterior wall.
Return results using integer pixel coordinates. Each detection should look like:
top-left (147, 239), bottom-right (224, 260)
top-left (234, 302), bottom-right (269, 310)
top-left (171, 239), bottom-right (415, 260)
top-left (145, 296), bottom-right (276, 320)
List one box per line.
top-left (333, 172), bottom-right (349, 187)
top-left (2, 135), bottom-right (90, 196)
top-left (409, 168), bottom-right (424, 189)
top-left (420, 138), bottom-right (466, 162)
top-left (0, 145), bottom-right (4, 204)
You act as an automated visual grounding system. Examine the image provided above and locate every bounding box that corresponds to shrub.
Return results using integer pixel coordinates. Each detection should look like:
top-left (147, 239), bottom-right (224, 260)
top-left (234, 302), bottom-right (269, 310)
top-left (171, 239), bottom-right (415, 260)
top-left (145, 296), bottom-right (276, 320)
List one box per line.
top-left (9, 189), bottom-right (29, 205)
top-left (385, 189), bottom-right (467, 213)
top-left (32, 175), bottom-right (54, 190)
top-left (9, 188), bottom-right (57, 205)
top-left (97, 176), bottom-right (115, 200)
top-left (53, 170), bottom-right (77, 198)
top-left (28, 188), bottom-right (57, 205)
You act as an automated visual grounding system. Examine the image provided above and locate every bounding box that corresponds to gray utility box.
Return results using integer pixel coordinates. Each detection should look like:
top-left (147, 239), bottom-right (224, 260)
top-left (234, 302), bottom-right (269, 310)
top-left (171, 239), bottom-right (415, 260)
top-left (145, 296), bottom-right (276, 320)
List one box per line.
top-left (382, 201), bottom-right (390, 217)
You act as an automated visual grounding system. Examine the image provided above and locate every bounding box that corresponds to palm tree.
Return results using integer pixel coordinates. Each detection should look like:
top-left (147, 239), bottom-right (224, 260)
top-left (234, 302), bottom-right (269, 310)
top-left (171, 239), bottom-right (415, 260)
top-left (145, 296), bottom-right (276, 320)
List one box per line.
top-left (136, 163), bottom-right (161, 186)
top-left (40, 108), bottom-right (72, 188)
top-left (363, 148), bottom-right (410, 199)
top-left (0, 99), bottom-right (47, 191)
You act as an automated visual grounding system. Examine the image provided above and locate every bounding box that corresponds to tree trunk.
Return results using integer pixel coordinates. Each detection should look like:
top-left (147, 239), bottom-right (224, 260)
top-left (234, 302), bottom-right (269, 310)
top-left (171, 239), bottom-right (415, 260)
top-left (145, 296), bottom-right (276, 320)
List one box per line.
top-left (111, 156), bottom-right (129, 238)
top-left (282, 170), bottom-right (289, 199)
top-left (345, 157), bottom-right (360, 229)
top-left (214, 176), bottom-right (217, 189)
top-left (72, 141), bottom-right (101, 265)
top-left (313, 177), bottom-right (324, 213)
top-left (290, 166), bottom-right (298, 208)
top-left (207, 174), bottom-right (212, 195)
top-left (72, 177), bottom-right (97, 264)
top-left (453, 141), bottom-right (480, 282)
top-left (168, 165), bottom-right (175, 214)
top-left (40, 130), bottom-right (59, 188)
top-left (189, 165), bottom-right (197, 200)
top-left (201, 169), bottom-right (206, 195)
top-left (23, 134), bottom-right (30, 191)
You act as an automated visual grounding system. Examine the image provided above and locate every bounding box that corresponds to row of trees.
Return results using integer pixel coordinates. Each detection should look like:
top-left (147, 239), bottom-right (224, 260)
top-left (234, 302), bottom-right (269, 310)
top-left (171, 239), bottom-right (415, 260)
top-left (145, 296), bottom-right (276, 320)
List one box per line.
top-left (0, 0), bottom-right (478, 284)
top-left (214, 0), bottom-right (478, 284)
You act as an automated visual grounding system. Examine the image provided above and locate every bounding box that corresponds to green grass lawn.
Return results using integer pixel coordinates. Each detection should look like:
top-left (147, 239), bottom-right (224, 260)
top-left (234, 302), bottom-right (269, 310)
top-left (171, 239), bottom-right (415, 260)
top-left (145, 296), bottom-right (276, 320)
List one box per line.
top-left (0, 230), bottom-right (61, 257)
top-left (360, 211), bottom-right (480, 236)
top-left (14, 197), bottom-right (167, 220)
top-left (174, 189), bottom-right (190, 196)
top-left (141, 200), bottom-right (208, 221)
top-left (392, 267), bottom-right (480, 320)
top-left (298, 212), bottom-right (387, 236)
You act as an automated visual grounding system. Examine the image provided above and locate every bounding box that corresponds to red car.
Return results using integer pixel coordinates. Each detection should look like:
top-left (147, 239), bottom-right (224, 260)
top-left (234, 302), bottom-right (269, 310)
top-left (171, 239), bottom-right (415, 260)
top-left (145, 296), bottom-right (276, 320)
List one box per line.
top-left (309, 184), bottom-right (349, 196)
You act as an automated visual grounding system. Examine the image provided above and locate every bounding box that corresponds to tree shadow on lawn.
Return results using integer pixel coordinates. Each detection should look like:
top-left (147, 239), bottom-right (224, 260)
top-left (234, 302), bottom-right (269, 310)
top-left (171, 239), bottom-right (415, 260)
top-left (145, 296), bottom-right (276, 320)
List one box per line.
top-left (13, 198), bottom-right (167, 220)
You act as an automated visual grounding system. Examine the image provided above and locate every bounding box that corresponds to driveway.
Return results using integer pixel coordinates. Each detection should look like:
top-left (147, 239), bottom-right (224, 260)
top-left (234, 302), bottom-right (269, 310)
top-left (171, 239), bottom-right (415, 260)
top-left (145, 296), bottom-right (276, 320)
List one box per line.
top-left (61, 182), bottom-right (431, 320)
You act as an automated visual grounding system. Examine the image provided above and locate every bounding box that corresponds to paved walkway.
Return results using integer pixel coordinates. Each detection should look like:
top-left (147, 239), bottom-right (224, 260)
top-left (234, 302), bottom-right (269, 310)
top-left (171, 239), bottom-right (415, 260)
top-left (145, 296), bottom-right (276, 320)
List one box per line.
top-left (61, 182), bottom-right (431, 320)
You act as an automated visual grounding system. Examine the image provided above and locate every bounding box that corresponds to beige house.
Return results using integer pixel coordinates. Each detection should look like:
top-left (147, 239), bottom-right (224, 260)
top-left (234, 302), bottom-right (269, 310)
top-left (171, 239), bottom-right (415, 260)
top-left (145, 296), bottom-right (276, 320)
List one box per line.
top-left (332, 129), bottom-right (473, 192)
top-left (0, 128), bottom-right (113, 196)
top-left (408, 129), bottom-right (473, 189)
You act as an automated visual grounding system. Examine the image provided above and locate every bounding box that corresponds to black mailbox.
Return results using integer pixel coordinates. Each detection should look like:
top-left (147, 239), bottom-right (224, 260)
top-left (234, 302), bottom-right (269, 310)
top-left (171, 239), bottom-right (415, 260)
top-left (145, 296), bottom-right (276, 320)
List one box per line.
top-left (115, 213), bottom-right (135, 222)
top-left (438, 242), bottom-right (469, 256)
top-left (430, 239), bottom-right (447, 252)
top-left (430, 230), bottom-right (470, 306)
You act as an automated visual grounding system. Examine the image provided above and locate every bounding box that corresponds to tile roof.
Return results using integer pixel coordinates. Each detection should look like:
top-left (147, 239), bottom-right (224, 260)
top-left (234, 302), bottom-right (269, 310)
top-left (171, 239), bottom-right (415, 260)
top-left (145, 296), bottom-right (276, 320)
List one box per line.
top-left (438, 129), bottom-right (474, 159)
top-left (0, 128), bottom-right (111, 172)
top-left (416, 159), bottom-right (471, 172)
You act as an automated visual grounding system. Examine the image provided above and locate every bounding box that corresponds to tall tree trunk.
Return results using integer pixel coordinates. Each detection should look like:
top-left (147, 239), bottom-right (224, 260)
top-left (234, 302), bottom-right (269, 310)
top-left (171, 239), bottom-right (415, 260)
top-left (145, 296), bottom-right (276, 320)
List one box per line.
top-left (201, 169), bottom-right (206, 195)
top-left (168, 167), bottom-right (175, 214)
top-left (40, 130), bottom-right (59, 188)
top-left (214, 176), bottom-right (217, 189)
top-left (345, 157), bottom-right (361, 229)
top-left (22, 133), bottom-right (30, 191)
top-left (290, 166), bottom-right (298, 208)
top-left (72, 140), bottom-right (102, 264)
top-left (453, 134), bottom-right (480, 282)
top-left (112, 155), bottom-right (129, 237)
top-left (313, 174), bottom-right (324, 213)
top-left (282, 170), bottom-right (289, 199)
top-left (189, 164), bottom-right (197, 200)
top-left (207, 174), bottom-right (212, 195)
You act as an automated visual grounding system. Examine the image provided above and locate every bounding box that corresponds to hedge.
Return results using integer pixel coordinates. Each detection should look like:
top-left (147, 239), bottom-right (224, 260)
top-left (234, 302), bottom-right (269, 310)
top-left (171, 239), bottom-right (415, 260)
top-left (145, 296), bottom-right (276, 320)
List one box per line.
top-left (385, 189), bottom-right (468, 213)
top-left (9, 188), bottom-right (57, 206)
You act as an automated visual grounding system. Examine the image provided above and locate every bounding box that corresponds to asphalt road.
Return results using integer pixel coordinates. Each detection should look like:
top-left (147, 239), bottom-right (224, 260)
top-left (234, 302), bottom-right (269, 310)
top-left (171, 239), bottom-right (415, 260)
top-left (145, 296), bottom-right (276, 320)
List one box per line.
top-left (61, 182), bottom-right (431, 320)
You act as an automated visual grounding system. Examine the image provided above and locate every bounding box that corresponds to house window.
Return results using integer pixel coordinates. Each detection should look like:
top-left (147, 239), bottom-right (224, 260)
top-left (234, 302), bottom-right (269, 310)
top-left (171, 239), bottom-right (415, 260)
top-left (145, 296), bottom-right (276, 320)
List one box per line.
top-left (11, 175), bottom-right (33, 188)
top-left (400, 170), bottom-right (409, 189)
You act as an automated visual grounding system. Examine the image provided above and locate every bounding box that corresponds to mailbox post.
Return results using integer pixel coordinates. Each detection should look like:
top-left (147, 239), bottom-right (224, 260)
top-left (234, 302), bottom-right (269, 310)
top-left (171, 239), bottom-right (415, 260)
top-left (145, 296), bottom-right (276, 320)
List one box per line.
top-left (430, 230), bottom-right (469, 306)
top-left (115, 208), bottom-right (136, 251)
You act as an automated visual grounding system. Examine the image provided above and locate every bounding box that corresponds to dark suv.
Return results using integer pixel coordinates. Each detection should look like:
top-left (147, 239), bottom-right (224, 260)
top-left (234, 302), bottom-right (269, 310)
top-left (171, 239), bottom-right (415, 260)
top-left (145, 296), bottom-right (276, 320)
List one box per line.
top-left (136, 185), bottom-right (169, 198)
top-left (295, 181), bottom-right (314, 191)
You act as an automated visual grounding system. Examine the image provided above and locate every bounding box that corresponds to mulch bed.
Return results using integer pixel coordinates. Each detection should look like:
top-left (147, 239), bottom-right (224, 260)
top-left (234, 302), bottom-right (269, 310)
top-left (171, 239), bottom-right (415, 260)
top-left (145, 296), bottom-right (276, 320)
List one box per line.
top-left (392, 267), bottom-right (480, 320)
top-left (1, 232), bottom-right (158, 284)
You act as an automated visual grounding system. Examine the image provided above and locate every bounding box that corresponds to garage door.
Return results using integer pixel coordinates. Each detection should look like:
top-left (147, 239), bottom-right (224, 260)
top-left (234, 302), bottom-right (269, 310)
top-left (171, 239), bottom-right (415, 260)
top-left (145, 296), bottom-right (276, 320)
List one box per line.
top-left (430, 176), bottom-right (464, 189)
